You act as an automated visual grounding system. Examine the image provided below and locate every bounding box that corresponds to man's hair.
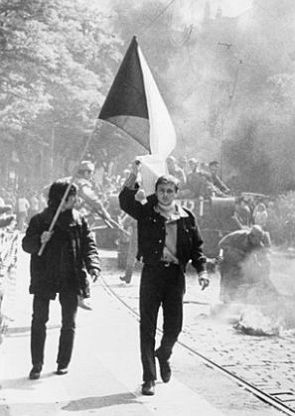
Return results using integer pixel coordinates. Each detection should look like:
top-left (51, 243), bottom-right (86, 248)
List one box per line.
top-left (48, 181), bottom-right (77, 209)
top-left (155, 175), bottom-right (180, 191)
top-left (209, 160), bottom-right (219, 167)
top-left (78, 160), bottom-right (95, 173)
top-left (249, 224), bottom-right (264, 239)
top-left (236, 196), bottom-right (247, 204)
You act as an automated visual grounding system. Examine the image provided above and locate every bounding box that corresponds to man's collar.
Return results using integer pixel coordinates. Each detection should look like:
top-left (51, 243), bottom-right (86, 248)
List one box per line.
top-left (175, 204), bottom-right (189, 218)
top-left (154, 202), bottom-right (189, 221)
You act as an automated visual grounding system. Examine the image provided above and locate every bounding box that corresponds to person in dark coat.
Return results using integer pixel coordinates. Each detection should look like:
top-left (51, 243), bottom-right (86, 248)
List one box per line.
top-left (205, 160), bottom-right (230, 196)
top-left (22, 180), bottom-right (100, 380)
top-left (218, 225), bottom-right (275, 304)
top-left (119, 161), bottom-right (209, 396)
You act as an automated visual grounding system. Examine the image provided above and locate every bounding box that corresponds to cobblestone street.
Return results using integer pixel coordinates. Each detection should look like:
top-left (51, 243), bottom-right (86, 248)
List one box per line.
top-left (2, 248), bottom-right (295, 416)
top-left (102, 252), bottom-right (295, 413)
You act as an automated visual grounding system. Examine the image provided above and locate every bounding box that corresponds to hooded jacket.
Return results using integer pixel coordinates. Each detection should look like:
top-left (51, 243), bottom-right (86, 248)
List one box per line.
top-left (22, 207), bottom-right (100, 299)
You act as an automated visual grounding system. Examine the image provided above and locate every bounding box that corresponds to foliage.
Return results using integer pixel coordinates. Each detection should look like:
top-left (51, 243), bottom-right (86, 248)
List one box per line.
top-left (0, 0), bottom-right (122, 188)
top-left (267, 192), bottom-right (295, 247)
top-left (111, 0), bottom-right (295, 187)
top-left (212, 1), bottom-right (295, 194)
top-left (1, 0), bottom-right (295, 195)
top-left (222, 71), bottom-right (295, 194)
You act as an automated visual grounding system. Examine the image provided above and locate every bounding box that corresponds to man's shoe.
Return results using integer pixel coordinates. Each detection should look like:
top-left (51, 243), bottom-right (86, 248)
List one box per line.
top-left (141, 380), bottom-right (155, 396)
top-left (29, 364), bottom-right (42, 380)
top-left (119, 276), bottom-right (131, 284)
top-left (55, 366), bottom-right (68, 375)
top-left (155, 351), bottom-right (171, 383)
top-left (77, 295), bottom-right (92, 310)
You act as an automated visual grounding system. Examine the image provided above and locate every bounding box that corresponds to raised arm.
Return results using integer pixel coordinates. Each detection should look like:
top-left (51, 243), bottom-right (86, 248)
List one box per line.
top-left (119, 160), bottom-right (145, 220)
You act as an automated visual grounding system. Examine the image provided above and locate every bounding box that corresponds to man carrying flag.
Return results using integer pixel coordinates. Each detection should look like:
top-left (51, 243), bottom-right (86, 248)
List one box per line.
top-left (119, 161), bottom-right (210, 395)
top-left (100, 35), bottom-right (209, 395)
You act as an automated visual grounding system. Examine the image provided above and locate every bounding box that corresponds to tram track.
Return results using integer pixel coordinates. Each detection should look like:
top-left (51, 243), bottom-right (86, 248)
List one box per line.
top-left (100, 274), bottom-right (295, 416)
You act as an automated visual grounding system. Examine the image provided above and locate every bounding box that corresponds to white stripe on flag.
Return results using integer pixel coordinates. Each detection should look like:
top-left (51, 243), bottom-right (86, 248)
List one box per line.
top-left (138, 46), bottom-right (176, 159)
top-left (137, 154), bottom-right (168, 196)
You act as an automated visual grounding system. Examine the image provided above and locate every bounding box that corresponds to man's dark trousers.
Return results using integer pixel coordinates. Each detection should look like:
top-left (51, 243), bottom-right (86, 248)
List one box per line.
top-left (139, 263), bottom-right (185, 382)
top-left (31, 292), bottom-right (78, 368)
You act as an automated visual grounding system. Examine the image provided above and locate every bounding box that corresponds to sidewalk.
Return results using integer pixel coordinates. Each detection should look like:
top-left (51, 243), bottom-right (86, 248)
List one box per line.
top-left (0, 249), bottom-right (224, 416)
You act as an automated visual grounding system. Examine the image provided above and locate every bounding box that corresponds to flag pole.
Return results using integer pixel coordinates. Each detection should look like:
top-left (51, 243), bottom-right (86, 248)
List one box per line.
top-left (38, 123), bottom-right (98, 256)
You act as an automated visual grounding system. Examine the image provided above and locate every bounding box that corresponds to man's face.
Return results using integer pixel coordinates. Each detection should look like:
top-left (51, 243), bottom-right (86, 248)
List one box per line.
top-left (189, 161), bottom-right (197, 171)
top-left (179, 157), bottom-right (187, 168)
top-left (156, 183), bottom-right (178, 206)
top-left (62, 194), bottom-right (77, 211)
top-left (248, 232), bottom-right (261, 246)
top-left (83, 170), bottom-right (92, 180)
top-left (166, 158), bottom-right (175, 171)
top-left (209, 164), bottom-right (218, 175)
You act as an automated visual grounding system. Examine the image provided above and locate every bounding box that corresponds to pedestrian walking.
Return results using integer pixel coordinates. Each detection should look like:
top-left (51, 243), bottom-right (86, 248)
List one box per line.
top-left (75, 160), bottom-right (113, 223)
top-left (119, 215), bottom-right (137, 284)
top-left (253, 202), bottom-right (268, 228)
top-left (119, 160), bottom-right (210, 396)
top-left (16, 193), bottom-right (30, 232)
top-left (22, 180), bottom-right (100, 380)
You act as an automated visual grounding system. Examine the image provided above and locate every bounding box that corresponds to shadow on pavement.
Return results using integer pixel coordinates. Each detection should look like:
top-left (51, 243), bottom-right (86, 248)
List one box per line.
top-left (62, 392), bottom-right (140, 411)
top-left (6, 324), bottom-right (60, 337)
top-left (1, 371), bottom-right (57, 390)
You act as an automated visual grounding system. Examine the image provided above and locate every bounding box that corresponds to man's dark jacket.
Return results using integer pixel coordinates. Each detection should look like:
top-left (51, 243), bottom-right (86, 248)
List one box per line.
top-left (119, 187), bottom-right (206, 274)
top-left (22, 207), bottom-right (100, 299)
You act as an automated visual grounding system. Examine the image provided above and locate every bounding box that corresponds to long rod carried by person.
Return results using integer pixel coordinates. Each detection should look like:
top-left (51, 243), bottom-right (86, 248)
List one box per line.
top-left (38, 127), bottom-right (96, 256)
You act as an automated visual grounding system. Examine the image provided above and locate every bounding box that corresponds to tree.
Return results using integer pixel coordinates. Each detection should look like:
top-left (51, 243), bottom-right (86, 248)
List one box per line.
top-left (0, 0), bottom-right (122, 189)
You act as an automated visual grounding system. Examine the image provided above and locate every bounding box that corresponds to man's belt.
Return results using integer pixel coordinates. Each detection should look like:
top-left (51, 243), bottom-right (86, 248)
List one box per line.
top-left (159, 261), bottom-right (179, 268)
top-left (144, 261), bottom-right (180, 268)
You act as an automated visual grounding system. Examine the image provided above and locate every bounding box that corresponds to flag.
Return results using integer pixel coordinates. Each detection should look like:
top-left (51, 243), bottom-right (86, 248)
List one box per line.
top-left (99, 36), bottom-right (176, 159)
top-left (137, 154), bottom-right (167, 196)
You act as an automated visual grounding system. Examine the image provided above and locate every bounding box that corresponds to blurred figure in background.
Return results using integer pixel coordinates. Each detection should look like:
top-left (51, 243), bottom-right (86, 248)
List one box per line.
top-left (75, 160), bottom-right (115, 229)
top-left (38, 193), bottom-right (47, 211)
top-left (218, 225), bottom-right (276, 304)
top-left (253, 202), bottom-right (268, 229)
top-left (166, 156), bottom-right (186, 188)
top-left (29, 193), bottom-right (40, 220)
top-left (0, 205), bottom-right (15, 228)
top-left (180, 158), bottom-right (208, 199)
top-left (178, 155), bottom-right (189, 176)
top-left (119, 214), bottom-right (137, 284)
top-left (16, 192), bottom-right (30, 232)
top-left (234, 197), bottom-right (252, 228)
top-left (205, 161), bottom-right (231, 197)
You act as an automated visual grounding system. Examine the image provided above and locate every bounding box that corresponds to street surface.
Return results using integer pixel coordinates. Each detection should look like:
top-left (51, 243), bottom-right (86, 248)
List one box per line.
top-left (1, 246), bottom-right (294, 415)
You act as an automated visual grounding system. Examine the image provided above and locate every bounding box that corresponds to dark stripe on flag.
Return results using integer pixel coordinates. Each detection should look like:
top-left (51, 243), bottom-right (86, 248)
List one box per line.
top-left (99, 36), bottom-right (149, 121)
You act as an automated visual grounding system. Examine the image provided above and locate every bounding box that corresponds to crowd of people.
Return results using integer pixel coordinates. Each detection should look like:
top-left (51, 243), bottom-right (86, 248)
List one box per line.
top-left (0, 155), bottom-right (271, 296)
top-left (0, 154), bottom-right (287, 397)
top-left (18, 160), bottom-right (210, 396)
top-left (16, 156), bottom-right (277, 396)
top-left (0, 154), bottom-right (270, 239)
top-left (0, 187), bottom-right (47, 234)
top-left (166, 156), bottom-right (230, 199)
